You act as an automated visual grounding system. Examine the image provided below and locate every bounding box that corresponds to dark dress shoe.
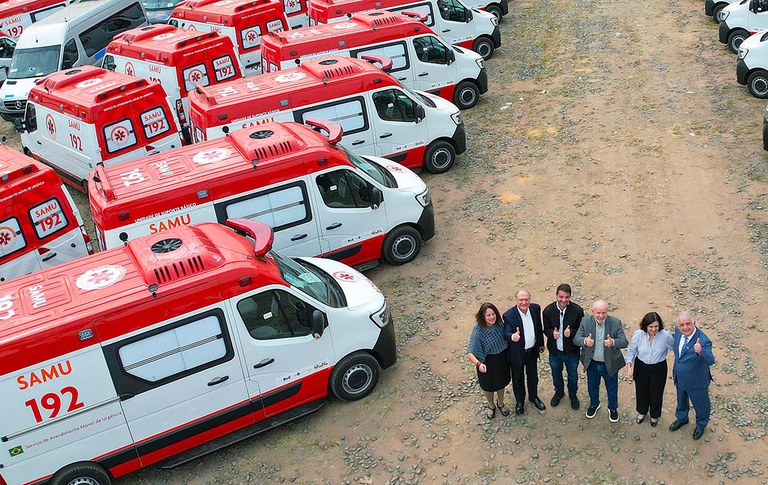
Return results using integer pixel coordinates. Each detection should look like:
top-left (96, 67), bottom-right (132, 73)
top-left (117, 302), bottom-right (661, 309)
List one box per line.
top-left (650, 419), bottom-right (658, 427)
top-left (530, 397), bottom-right (546, 411)
top-left (668, 419), bottom-right (689, 432)
top-left (569, 395), bottom-right (580, 410)
top-left (550, 392), bottom-right (564, 407)
top-left (515, 403), bottom-right (525, 415)
top-left (693, 427), bottom-right (705, 440)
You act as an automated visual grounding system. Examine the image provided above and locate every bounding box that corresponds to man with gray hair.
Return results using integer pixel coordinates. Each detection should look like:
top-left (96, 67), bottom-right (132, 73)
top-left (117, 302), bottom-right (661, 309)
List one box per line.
top-left (574, 300), bottom-right (628, 422)
top-left (669, 311), bottom-right (715, 440)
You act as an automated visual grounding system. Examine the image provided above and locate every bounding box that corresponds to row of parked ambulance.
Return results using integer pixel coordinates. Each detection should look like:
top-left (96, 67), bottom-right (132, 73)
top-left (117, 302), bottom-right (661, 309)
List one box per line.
top-left (0, 0), bottom-right (512, 481)
top-left (703, 0), bottom-right (768, 149)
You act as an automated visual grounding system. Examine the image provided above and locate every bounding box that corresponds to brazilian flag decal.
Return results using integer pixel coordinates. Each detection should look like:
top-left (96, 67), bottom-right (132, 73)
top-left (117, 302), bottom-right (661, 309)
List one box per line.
top-left (8, 445), bottom-right (23, 457)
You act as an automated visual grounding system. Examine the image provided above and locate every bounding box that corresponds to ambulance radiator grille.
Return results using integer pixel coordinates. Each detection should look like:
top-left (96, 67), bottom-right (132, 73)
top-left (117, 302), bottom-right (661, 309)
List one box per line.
top-left (153, 256), bottom-right (205, 284)
top-left (254, 141), bottom-right (295, 159)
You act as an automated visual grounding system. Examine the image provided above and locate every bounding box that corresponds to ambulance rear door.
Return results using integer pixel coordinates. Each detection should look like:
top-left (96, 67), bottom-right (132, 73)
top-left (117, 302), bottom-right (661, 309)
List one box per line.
top-left (0, 214), bottom-right (41, 281)
top-left (213, 178), bottom-right (326, 257)
top-left (100, 294), bottom-right (254, 463)
top-left (28, 191), bottom-right (90, 269)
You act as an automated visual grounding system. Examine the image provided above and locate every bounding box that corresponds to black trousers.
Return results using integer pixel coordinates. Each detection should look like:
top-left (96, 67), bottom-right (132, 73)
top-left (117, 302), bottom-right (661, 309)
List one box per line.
top-left (511, 347), bottom-right (539, 404)
top-left (634, 359), bottom-right (668, 418)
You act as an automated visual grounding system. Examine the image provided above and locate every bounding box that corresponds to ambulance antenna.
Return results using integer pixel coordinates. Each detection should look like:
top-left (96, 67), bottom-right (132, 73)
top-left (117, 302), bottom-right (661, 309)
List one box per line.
top-left (148, 284), bottom-right (158, 298)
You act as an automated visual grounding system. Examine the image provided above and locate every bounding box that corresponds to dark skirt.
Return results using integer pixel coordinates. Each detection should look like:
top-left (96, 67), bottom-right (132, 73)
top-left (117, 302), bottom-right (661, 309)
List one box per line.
top-left (477, 350), bottom-right (511, 392)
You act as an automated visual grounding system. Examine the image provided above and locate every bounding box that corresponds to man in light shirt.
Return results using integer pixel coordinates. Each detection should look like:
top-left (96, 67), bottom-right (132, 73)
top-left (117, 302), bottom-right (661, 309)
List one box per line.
top-left (503, 289), bottom-right (546, 415)
top-left (574, 300), bottom-right (628, 422)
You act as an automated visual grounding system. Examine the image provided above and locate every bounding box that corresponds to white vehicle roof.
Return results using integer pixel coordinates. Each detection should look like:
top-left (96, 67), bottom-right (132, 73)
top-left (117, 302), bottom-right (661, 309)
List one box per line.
top-left (14, 22), bottom-right (68, 48)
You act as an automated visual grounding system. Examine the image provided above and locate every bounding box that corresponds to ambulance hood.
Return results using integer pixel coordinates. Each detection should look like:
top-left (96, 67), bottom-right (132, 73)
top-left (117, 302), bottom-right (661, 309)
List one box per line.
top-left (299, 257), bottom-right (385, 312)
top-left (365, 155), bottom-right (426, 193)
top-left (0, 76), bottom-right (35, 102)
top-left (740, 29), bottom-right (768, 49)
top-left (417, 89), bottom-right (460, 115)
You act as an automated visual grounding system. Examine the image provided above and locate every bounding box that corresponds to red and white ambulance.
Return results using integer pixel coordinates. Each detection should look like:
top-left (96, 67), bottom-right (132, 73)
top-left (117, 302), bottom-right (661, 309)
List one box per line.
top-left (189, 55), bottom-right (466, 173)
top-left (260, 10), bottom-right (487, 110)
top-left (169, 0), bottom-right (288, 76)
top-left (89, 119), bottom-right (435, 268)
top-left (15, 66), bottom-right (182, 191)
top-left (0, 218), bottom-right (396, 485)
top-left (0, 0), bottom-right (72, 40)
top-left (103, 24), bottom-right (243, 144)
top-left (0, 145), bottom-right (92, 283)
top-left (307, 0), bottom-right (500, 59)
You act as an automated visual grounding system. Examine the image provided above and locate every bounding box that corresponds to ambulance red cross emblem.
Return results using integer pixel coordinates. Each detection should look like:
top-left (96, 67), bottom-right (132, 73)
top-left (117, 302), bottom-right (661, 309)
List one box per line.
top-left (0, 226), bottom-right (16, 248)
top-left (332, 271), bottom-right (358, 282)
top-left (45, 114), bottom-right (56, 140)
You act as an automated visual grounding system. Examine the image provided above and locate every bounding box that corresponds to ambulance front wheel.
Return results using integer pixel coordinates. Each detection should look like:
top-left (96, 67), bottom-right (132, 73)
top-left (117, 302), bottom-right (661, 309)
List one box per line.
top-left (50, 462), bottom-right (111, 485)
top-left (472, 37), bottom-right (495, 60)
top-left (748, 69), bottom-right (768, 98)
top-left (424, 140), bottom-right (456, 174)
top-left (712, 3), bottom-right (725, 23)
top-left (383, 225), bottom-right (422, 265)
top-left (330, 351), bottom-right (381, 401)
top-left (728, 29), bottom-right (748, 54)
top-left (454, 80), bottom-right (480, 110)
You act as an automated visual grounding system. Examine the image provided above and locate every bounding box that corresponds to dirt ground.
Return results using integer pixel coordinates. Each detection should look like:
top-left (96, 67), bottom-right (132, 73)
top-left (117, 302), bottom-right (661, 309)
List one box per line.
top-left (5, 0), bottom-right (768, 480)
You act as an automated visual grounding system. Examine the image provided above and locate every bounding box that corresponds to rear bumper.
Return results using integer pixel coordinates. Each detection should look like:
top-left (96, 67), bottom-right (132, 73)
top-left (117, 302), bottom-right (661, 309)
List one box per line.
top-left (719, 21), bottom-right (730, 44)
top-left (453, 123), bottom-right (467, 155)
top-left (737, 59), bottom-right (749, 85)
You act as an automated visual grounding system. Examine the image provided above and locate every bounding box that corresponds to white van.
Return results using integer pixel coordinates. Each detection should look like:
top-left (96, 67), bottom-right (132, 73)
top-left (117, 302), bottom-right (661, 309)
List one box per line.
top-left (0, 219), bottom-right (396, 485)
top-left (0, 0), bottom-right (73, 40)
top-left (190, 55), bottom-right (467, 174)
top-left (0, 0), bottom-right (148, 120)
top-left (737, 29), bottom-right (768, 97)
top-left (719, 0), bottom-right (766, 53)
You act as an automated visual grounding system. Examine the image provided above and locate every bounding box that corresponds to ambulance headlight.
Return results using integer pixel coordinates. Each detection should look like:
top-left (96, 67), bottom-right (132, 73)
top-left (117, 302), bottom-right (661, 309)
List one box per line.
top-left (491, 16), bottom-right (498, 26)
top-left (450, 112), bottom-right (462, 125)
top-left (416, 189), bottom-right (431, 207)
top-left (739, 47), bottom-right (749, 59)
top-left (370, 303), bottom-right (391, 328)
top-left (476, 58), bottom-right (484, 69)
top-left (720, 10), bottom-right (729, 20)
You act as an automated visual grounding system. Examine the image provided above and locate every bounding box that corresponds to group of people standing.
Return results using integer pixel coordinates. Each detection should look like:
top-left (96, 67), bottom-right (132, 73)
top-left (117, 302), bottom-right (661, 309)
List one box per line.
top-left (465, 284), bottom-right (716, 440)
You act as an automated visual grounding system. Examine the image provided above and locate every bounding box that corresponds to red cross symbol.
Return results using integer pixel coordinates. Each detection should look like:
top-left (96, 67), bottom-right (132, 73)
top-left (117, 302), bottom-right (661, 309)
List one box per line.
top-left (0, 229), bottom-right (13, 246)
top-left (87, 269), bottom-right (114, 285)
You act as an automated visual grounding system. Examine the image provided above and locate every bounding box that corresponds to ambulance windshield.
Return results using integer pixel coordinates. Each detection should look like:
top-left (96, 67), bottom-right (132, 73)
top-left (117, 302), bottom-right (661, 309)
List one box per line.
top-left (9, 45), bottom-right (61, 79)
top-left (343, 147), bottom-right (396, 189)
top-left (271, 251), bottom-right (345, 308)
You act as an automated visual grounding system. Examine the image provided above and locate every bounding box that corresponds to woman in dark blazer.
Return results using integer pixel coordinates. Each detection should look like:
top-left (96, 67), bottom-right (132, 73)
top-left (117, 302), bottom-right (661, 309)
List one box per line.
top-left (466, 302), bottom-right (511, 419)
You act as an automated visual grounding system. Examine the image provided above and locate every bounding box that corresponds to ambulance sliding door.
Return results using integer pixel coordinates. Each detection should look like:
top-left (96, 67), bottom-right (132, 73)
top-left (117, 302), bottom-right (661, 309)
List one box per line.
top-left (101, 301), bottom-right (252, 464)
top-left (294, 96), bottom-right (379, 158)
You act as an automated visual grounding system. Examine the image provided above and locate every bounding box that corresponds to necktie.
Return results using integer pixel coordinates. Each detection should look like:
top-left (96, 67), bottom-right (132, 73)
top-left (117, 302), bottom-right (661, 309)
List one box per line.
top-left (682, 335), bottom-right (689, 356)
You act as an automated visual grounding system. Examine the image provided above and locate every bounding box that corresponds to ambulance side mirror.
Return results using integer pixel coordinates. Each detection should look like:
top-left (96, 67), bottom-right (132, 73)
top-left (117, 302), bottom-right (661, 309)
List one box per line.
top-left (465, 8), bottom-right (473, 21)
top-left (446, 48), bottom-right (455, 65)
top-left (414, 103), bottom-right (425, 122)
top-left (370, 186), bottom-right (383, 209)
top-left (13, 117), bottom-right (26, 133)
top-left (311, 310), bottom-right (325, 339)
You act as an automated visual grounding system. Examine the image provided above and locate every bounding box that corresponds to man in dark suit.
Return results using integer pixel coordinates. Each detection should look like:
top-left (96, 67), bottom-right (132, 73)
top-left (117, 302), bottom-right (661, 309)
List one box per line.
top-left (503, 289), bottom-right (545, 415)
top-left (542, 284), bottom-right (584, 410)
top-left (573, 300), bottom-right (627, 423)
top-left (669, 311), bottom-right (716, 440)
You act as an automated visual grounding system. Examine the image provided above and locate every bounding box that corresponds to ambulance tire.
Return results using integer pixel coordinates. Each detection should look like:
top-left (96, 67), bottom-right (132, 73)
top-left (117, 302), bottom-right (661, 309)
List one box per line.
top-left (712, 3), bottom-right (725, 23)
top-left (50, 462), bottom-right (111, 485)
top-left (748, 70), bottom-right (768, 98)
top-left (487, 4), bottom-right (503, 22)
top-left (454, 80), bottom-right (480, 110)
top-left (728, 29), bottom-right (748, 54)
top-left (382, 225), bottom-right (422, 265)
top-left (472, 37), bottom-right (495, 60)
top-left (330, 351), bottom-right (381, 401)
top-left (424, 140), bottom-right (456, 174)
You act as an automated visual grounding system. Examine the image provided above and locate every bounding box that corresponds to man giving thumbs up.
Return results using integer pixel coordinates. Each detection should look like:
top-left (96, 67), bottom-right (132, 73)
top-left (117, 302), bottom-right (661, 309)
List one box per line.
top-left (542, 284), bottom-right (584, 410)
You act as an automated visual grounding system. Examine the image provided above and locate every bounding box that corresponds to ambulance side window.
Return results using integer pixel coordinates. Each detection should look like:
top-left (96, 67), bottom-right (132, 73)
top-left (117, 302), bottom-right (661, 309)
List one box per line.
top-left (182, 63), bottom-right (210, 92)
top-left (237, 290), bottom-right (315, 340)
top-left (30, 3), bottom-right (67, 22)
top-left (62, 39), bottom-right (78, 70)
top-left (372, 89), bottom-right (416, 122)
top-left (215, 182), bottom-right (311, 232)
top-left (140, 107), bottom-right (171, 139)
top-left (351, 42), bottom-right (409, 73)
top-left (413, 36), bottom-right (450, 65)
top-left (79, 3), bottom-right (145, 58)
top-left (213, 55), bottom-right (237, 82)
top-left (102, 118), bottom-right (138, 154)
top-left (392, 3), bottom-right (435, 27)
top-left (437, 0), bottom-right (468, 22)
top-left (29, 197), bottom-right (69, 239)
top-left (25, 103), bottom-right (37, 132)
top-left (0, 38), bottom-right (14, 59)
top-left (296, 97), bottom-right (368, 135)
top-left (240, 25), bottom-right (262, 50)
top-left (105, 309), bottom-right (235, 395)
top-left (0, 217), bottom-right (27, 259)
top-left (316, 170), bottom-right (372, 209)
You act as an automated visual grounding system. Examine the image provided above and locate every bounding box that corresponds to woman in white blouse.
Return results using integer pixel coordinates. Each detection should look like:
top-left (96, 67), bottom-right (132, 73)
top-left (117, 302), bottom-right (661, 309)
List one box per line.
top-left (625, 312), bottom-right (675, 427)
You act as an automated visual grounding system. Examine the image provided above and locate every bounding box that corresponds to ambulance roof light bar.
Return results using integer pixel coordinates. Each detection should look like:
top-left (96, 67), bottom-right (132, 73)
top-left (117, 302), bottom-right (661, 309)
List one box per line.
top-left (226, 219), bottom-right (274, 257)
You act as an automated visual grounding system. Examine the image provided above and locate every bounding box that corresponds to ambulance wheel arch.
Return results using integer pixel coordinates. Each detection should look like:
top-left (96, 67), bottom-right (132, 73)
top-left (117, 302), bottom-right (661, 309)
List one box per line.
top-left (423, 139), bottom-right (456, 174)
top-left (748, 69), bottom-right (768, 98)
top-left (472, 36), bottom-right (495, 61)
top-left (728, 29), bottom-right (749, 54)
top-left (382, 224), bottom-right (422, 265)
top-left (329, 350), bottom-right (381, 401)
top-left (453, 79), bottom-right (480, 110)
top-left (712, 3), bottom-right (727, 22)
top-left (485, 3), bottom-right (503, 22)
top-left (49, 461), bottom-right (112, 485)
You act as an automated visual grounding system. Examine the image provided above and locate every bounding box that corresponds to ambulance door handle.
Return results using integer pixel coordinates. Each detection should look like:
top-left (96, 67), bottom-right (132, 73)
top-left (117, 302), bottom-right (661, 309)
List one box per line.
top-left (207, 376), bottom-right (229, 386)
top-left (291, 233), bottom-right (308, 241)
top-left (352, 140), bottom-right (365, 145)
top-left (418, 72), bottom-right (429, 77)
top-left (36, 140), bottom-right (42, 145)
top-left (326, 222), bottom-right (342, 230)
top-left (379, 133), bottom-right (393, 138)
top-left (397, 77), bottom-right (407, 81)
top-left (253, 358), bottom-right (275, 369)
top-left (441, 29), bottom-right (451, 33)
top-left (41, 251), bottom-right (57, 262)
